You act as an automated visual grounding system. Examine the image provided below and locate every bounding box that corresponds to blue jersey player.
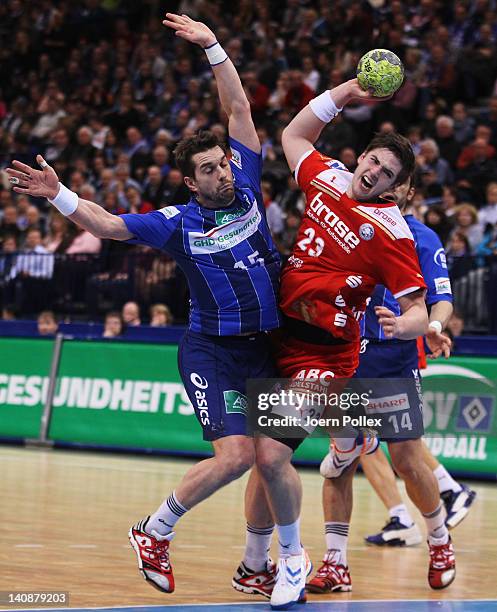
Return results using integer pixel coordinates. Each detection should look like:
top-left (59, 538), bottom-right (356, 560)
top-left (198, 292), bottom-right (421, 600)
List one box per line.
top-left (357, 181), bottom-right (477, 548)
top-left (7, 12), bottom-right (281, 600)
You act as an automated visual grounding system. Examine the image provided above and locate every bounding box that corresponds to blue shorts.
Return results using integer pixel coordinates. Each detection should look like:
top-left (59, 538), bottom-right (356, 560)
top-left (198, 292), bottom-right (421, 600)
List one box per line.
top-left (178, 330), bottom-right (277, 441)
top-left (354, 339), bottom-right (424, 442)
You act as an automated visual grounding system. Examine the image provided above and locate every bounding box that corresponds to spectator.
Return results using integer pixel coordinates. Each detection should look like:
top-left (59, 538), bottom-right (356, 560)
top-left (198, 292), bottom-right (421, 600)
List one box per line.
top-left (122, 301), bottom-right (141, 327)
top-left (446, 231), bottom-right (473, 280)
top-left (450, 203), bottom-right (484, 253)
top-left (142, 165), bottom-right (168, 209)
top-left (14, 228), bottom-right (54, 279)
top-left (149, 303), bottom-right (173, 327)
top-left (65, 227), bottom-right (102, 254)
top-left (479, 181), bottom-right (497, 229)
top-left (124, 185), bottom-right (154, 215)
top-left (423, 205), bottom-right (453, 246)
top-left (162, 168), bottom-right (190, 205)
top-left (44, 211), bottom-right (77, 253)
top-left (417, 139), bottom-right (454, 186)
top-left (262, 180), bottom-right (284, 237)
top-left (103, 311), bottom-right (123, 338)
top-left (452, 102), bottom-right (475, 145)
top-left (37, 310), bottom-right (58, 335)
top-left (434, 115), bottom-right (461, 167)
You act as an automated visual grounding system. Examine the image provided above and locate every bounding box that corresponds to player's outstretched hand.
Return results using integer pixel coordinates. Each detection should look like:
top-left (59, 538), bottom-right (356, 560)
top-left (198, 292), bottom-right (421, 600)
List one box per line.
top-left (374, 305), bottom-right (398, 339)
top-left (7, 155), bottom-right (59, 200)
top-left (162, 13), bottom-right (216, 48)
top-left (346, 78), bottom-right (393, 104)
top-left (426, 327), bottom-right (452, 359)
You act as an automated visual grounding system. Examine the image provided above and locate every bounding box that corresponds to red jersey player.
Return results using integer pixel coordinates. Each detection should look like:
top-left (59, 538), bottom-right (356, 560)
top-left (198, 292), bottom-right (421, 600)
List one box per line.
top-left (249, 79), bottom-right (456, 611)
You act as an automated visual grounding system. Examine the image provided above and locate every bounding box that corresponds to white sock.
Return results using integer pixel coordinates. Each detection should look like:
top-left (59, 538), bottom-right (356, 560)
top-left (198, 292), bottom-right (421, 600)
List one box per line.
top-left (334, 436), bottom-right (359, 454)
top-left (433, 465), bottom-right (462, 494)
top-left (277, 519), bottom-right (302, 557)
top-left (243, 523), bottom-right (274, 571)
top-left (147, 491), bottom-right (188, 535)
top-left (325, 522), bottom-right (349, 565)
top-left (423, 503), bottom-right (449, 543)
top-left (388, 503), bottom-right (415, 527)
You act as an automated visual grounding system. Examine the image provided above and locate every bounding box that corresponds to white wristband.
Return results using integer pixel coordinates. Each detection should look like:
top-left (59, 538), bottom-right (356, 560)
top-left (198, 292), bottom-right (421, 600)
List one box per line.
top-left (48, 182), bottom-right (79, 216)
top-left (429, 320), bottom-right (443, 334)
top-left (309, 91), bottom-right (343, 123)
top-left (204, 41), bottom-right (228, 66)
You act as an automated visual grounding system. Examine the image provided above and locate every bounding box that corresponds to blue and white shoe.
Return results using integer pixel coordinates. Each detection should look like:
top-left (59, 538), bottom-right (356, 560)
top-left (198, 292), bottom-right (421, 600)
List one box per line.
top-left (441, 484), bottom-right (476, 530)
top-left (270, 549), bottom-right (311, 610)
top-left (320, 435), bottom-right (379, 479)
top-left (365, 516), bottom-right (422, 547)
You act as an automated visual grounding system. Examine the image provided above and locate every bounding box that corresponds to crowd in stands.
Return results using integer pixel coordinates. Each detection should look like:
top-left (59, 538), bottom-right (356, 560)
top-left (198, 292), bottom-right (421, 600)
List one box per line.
top-left (1, 0), bottom-right (497, 332)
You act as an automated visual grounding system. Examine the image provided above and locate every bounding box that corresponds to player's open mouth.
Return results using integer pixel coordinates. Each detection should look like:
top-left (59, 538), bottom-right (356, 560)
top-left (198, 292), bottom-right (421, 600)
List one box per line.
top-left (361, 176), bottom-right (375, 190)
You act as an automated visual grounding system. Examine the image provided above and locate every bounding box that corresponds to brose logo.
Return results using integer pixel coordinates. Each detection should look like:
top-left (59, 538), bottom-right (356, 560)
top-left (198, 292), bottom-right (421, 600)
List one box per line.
top-left (309, 192), bottom-right (360, 251)
top-left (190, 372), bottom-right (210, 425)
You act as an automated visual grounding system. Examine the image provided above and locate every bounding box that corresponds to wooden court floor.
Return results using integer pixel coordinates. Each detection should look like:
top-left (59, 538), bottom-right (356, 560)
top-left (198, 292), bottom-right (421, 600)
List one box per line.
top-left (1, 446), bottom-right (496, 608)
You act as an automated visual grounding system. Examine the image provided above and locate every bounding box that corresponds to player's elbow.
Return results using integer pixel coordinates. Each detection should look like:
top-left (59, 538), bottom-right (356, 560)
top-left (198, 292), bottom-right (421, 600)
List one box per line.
top-left (230, 98), bottom-right (251, 119)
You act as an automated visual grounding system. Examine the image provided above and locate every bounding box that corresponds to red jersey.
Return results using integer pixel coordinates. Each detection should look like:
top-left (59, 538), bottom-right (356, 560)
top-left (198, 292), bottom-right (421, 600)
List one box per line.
top-left (280, 150), bottom-right (426, 343)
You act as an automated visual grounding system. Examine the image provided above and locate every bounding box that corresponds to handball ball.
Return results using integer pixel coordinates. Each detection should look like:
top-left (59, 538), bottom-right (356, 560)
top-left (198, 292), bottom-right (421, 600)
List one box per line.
top-left (357, 49), bottom-right (404, 97)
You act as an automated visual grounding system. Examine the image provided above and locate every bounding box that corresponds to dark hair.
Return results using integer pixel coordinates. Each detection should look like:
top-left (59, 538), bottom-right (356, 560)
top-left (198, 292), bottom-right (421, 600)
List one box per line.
top-left (364, 132), bottom-right (415, 186)
top-left (174, 130), bottom-right (224, 177)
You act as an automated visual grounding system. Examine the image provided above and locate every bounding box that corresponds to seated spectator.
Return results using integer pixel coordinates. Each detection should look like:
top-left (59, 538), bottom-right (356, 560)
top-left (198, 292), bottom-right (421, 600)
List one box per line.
top-left (423, 205), bottom-right (453, 245)
top-left (44, 211), bottom-right (78, 253)
top-left (456, 125), bottom-right (496, 170)
top-left (452, 102), bottom-right (475, 145)
top-left (456, 136), bottom-right (497, 203)
top-left (14, 228), bottom-right (54, 279)
top-left (262, 180), bottom-right (284, 237)
top-left (478, 181), bottom-right (497, 230)
top-left (124, 185), bottom-right (154, 215)
top-left (434, 115), bottom-right (461, 167)
top-left (450, 203), bottom-right (484, 253)
top-left (476, 224), bottom-right (497, 260)
top-left (103, 311), bottom-right (124, 338)
top-left (446, 231), bottom-right (473, 280)
top-left (143, 165), bottom-right (168, 209)
top-left (65, 226), bottom-right (102, 254)
top-left (417, 138), bottom-right (453, 186)
top-left (1, 304), bottom-right (17, 320)
top-left (37, 310), bottom-right (58, 335)
top-left (150, 303), bottom-right (173, 327)
top-left (162, 168), bottom-right (190, 205)
top-left (122, 301), bottom-right (141, 327)
top-left (441, 185), bottom-right (458, 218)
top-left (0, 205), bottom-right (21, 242)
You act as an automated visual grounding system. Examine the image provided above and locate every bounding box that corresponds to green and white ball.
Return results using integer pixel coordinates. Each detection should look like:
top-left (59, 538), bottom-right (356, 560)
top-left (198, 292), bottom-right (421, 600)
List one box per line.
top-left (357, 49), bottom-right (404, 97)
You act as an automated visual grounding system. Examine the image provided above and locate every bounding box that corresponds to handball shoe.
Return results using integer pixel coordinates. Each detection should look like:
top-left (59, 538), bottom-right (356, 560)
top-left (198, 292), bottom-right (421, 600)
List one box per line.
top-left (306, 550), bottom-right (352, 593)
top-left (365, 517), bottom-right (422, 547)
top-left (428, 535), bottom-right (456, 589)
top-left (320, 435), bottom-right (379, 479)
top-left (232, 559), bottom-right (276, 598)
top-left (441, 484), bottom-right (476, 530)
top-left (129, 517), bottom-right (175, 593)
top-left (270, 549), bottom-right (312, 610)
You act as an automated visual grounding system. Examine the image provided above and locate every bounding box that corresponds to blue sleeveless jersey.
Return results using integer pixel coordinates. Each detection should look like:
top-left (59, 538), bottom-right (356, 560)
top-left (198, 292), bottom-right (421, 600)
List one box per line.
top-left (361, 214), bottom-right (453, 340)
top-left (121, 138), bottom-right (281, 336)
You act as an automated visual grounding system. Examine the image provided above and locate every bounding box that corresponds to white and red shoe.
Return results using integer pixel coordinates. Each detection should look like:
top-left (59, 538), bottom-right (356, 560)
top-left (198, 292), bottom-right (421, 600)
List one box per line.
top-left (306, 550), bottom-right (352, 593)
top-left (232, 559), bottom-right (276, 598)
top-left (428, 535), bottom-right (456, 589)
top-left (128, 517), bottom-right (175, 593)
top-left (320, 435), bottom-right (379, 479)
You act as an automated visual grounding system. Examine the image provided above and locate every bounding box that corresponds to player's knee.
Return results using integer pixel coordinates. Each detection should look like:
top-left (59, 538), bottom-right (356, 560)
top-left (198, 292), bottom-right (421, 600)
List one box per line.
top-left (390, 451), bottom-right (420, 482)
top-left (218, 443), bottom-right (255, 481)
top-left (255, 445), bottom-right (291, 482)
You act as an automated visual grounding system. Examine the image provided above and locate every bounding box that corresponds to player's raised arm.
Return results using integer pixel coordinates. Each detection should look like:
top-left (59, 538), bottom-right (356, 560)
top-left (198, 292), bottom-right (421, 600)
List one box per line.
top-left (163, 13), bottom-right (260, 153)
top-left (7, 156), bottom-right (132, 240)
top-left (282, 79), bottom-right (389, 172)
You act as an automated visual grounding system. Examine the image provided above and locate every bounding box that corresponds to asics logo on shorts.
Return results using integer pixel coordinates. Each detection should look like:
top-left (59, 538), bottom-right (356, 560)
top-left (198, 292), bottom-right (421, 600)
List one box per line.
top-left (190, 372), bottom-right (210, 425)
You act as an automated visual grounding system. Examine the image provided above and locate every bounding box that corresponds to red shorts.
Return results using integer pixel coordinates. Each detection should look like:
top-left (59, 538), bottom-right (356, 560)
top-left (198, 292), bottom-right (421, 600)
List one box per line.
top-left (274, 332), bottom-right (359, 379)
